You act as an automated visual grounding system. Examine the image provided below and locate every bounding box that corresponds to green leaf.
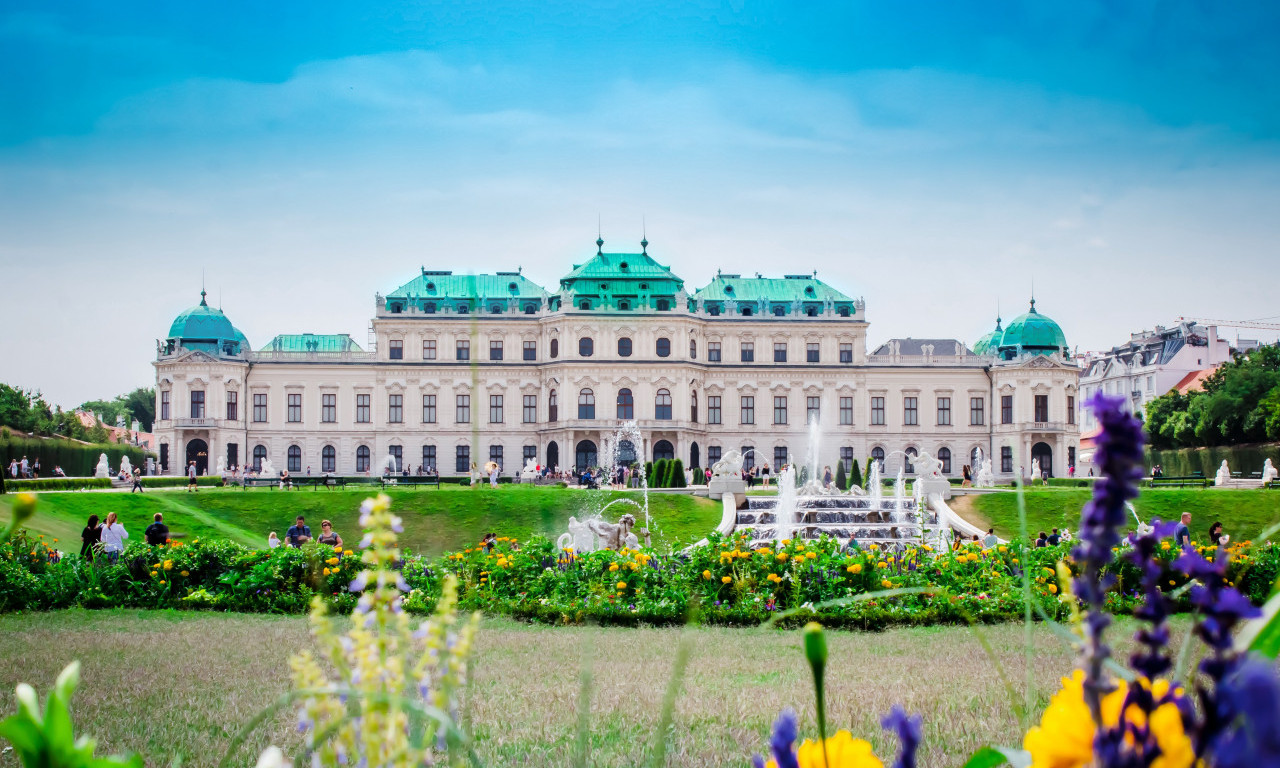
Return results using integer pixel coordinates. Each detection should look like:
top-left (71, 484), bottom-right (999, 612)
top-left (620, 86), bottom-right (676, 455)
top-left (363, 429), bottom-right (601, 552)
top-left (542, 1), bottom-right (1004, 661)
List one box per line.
top-left (1236, 585), bottom-right (1280, 657)
top-left (961, 746), bottom-right (1010, 768)
top-left (54, 662), bottom-right (80, 704)
top-left (14, 683), bottom-right (41, 725)
top-left (0, 715), bottom-right (44, 756)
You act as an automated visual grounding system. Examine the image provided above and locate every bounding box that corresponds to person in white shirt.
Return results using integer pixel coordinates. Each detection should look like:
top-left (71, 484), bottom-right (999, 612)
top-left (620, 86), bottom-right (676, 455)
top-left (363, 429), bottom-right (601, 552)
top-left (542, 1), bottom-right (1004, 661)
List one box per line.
top-left (982, 528), bottom-right (998, 548)
top-left (267, 532), bottom-right (281, 549)
top-left (100, 512), bottom-right (129, 564)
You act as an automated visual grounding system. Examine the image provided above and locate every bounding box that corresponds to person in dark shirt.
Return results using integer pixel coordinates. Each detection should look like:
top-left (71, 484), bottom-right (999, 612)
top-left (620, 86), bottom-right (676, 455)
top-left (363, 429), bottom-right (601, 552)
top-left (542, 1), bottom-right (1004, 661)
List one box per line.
top-left (1035, 531), bottom-right (1049, 548)
top-left (80, 515), bottom-right (101, 560)
top-left (1047, 528), bottom-right (1061, 546)
top-left (1175, 512), bottom-right (1192, 548)
top-left (286, 516), bottom-right (312, 547)
top-left (144, 512), bottom-right (170, 546)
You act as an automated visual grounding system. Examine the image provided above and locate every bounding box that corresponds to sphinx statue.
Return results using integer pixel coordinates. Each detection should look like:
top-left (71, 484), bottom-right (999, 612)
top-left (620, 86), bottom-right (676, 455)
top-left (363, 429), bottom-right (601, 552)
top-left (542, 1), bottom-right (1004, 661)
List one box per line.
top-left (1215, 460), bottom-right (1231, 486)
top-left (93, 453), bottom-right (110, 479)
top-left (1262, 458), bottom-right (1277, 484)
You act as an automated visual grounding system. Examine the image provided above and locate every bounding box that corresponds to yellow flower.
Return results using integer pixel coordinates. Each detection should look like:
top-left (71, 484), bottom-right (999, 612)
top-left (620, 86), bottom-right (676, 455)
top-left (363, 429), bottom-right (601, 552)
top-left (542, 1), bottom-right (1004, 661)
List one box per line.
top-left (616, 581), bottom-right (627, 590)
top-left (847, 563), bottom-right (862, 574)
top-left (159, 580), bottom-right (165, 585)
top-left (703, 570), bottom-right (712, 580)
top-left (1048, 584), bottom-right (1058, 594)
top-left (1024, 671), bottom-right (1193, 768)
top-left (777, 553), bottom-right (790, 562)
top-left (326, 557), bottom-right (340, 565)
top-left (805, 551), bottom-right (817, 560)
top-left (1160, 541), bottom-right (1171, 550)
top-left (150, 571), bottom-right (158, 577)
top-left (609, 563), bottom-right (619, 572)
top-left (721, 575), bottom-right (733, 584)
top-left (344, 549), bottom-right (353, 556)
top-left (162, 560), bottom-right (174, 570)
top-left (881, 579), bottom-right (893, 589)
top-left (323, 567), bottom-right (331, 576)
top-left (791, 731), bottom-right (884, 768)
top-left (998, 545), bottom-right (1008, 553)
top-left (180, 570), bottom-right (189, 577)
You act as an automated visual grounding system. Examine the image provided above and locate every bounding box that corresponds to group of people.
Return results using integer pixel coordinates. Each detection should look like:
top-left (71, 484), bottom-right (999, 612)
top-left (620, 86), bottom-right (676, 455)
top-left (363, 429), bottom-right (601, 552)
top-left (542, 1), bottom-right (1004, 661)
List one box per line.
top-left (268, 516), bottom-right (344, 549)
top-left (79, 511), bottom-right (171, 563)
top-left (7, 456), bottom-right (41, 479)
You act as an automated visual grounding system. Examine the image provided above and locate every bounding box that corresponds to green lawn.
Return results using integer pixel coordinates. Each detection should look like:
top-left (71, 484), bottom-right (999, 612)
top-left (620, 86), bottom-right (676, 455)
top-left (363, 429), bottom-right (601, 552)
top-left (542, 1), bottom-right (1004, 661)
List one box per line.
top-left (964, 488), bottom-right (1280, 542)
top-left (0, 609), bottom-right (1197, 768)
top-left (0, 485), bottom-right (722, 556)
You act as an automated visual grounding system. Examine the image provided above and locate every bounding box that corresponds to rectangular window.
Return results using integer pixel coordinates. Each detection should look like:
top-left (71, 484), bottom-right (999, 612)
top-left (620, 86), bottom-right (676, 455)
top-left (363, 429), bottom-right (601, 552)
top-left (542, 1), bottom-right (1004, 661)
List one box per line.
top-left (456, 445), bottom-right (470, 474)
top-left (456, 394), bottom-right (470, 423)
top-left (870, 396), bottom-right (885, 425)
top-left (1002, 395), bottom-right (1013, 424)
top-left (489, 445), bottom-right (503, 472)
top-left (690, 339), bottom-right (697, 359)
top-left (523, 445), bottom-right (536, 465)
top-left (740, 395), bottom-right (755, 425)
top-left (389, 339), bottom-right (403, 360)
top-left (774, 446), bottom-right (788, 469)
top-left (707, 395), bottom-right (722, 424)
top-left (287, 393), bottom-right (302, 423)
top-left (322, 394), bottom-right (336, 423)
top-left (839, 343), bottom-right (853, 364)
top-left (422, 394), bottom-right (436, 423)
top-left (388, 445), bottom-right (402, 473)
top-left (840, 447), bottom-right (853, 474)
top-left (490, 340), bottom-right (503, 361)
top-left (226, 391), bottom-right (238, 421)
top-left (740, 342), bottom-right (754, 362)
top-left (422, 445), bottom-right (436, 472)
top-left (839, 396), bottom-right (853, 425)
top-left (903, 396), bottom-right (918, 426)
top-left (708, 446), bottom-right (722, 468)
top-left (190, 391), bottom-right (205, 418)
top-left (253, 393), bottom-right (267, 422)
top-left (1034, 394), bottom-right (1049, 422)
top-left (523, 395), bottom-right (537, 423)
top-left (356, 394), bottom-right (371, 423)
top-left (806, 343), bottom-right (820, 363)
top-left (388, 394), bottom-right (403, 423)
top-left (937, 396), bottom-right (951, 426)
top-left (456, 340), bottom-right (470, 361)
top-left (1001, 446), bottom-right (1013, 473)
top-left (806, 396), bottom-right (820, 423)
top-left (970, 397), bottom-right (984, 426)
top-left (489, 395), bottom-right (503, 423)
top-left (160, 390), bottom-right (170, 421)
top-left (1067, 395), bottom-right (1075, 425)
top-left (523, 341), bottom-right (536, 361)
top-left (708, 342), bottom-right (722, 362)
top-left (773, 342), bottom-right (787, 363)
top-left (227, 443), bottom-right (238, 470)
top-left (423, 339), bottom-right (437, 360)
top-left (774, 396), bottom-right (788, 425)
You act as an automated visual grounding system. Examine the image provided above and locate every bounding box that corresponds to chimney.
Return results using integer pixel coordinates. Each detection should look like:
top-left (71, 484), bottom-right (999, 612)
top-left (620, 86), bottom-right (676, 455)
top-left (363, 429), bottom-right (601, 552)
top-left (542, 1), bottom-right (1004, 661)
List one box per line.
top-left (1208, 325), bottom-right (1224, 364)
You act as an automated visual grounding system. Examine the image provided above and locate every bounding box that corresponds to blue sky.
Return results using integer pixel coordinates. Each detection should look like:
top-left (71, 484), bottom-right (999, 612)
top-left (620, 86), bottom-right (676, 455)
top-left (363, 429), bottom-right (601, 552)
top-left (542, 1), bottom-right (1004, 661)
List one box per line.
top-left (2, 1), bottom-right (1279, 407)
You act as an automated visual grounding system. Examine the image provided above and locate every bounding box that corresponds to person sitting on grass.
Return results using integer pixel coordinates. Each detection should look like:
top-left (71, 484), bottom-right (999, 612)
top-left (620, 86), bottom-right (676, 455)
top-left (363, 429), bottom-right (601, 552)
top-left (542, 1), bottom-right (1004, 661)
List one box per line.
top-left (100, 512), bottom-right (128, 564)
top-left (1047, 528), bottom-right (1061, 546)
top-left (286, 516), bottom-right (311, 548)
top-left (1035, 531), bottom-right (1049, 548)
top-left (982, 528), bottom-right (998, 548)
top-left (268, 531), bottom-right (281, 549)
top-left (144, 513), bottom-right (169, 546)
top-left (317, 520), bottom-right (342, 549)
top-left (80, 515), bottom-right (101, 562)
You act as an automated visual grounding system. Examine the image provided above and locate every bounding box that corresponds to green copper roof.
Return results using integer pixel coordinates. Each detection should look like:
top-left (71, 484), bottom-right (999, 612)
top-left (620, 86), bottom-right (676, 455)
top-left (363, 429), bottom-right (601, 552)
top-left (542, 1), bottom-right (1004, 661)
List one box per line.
top-left (556, 242), bottom-right (686, 311)
top-left (997, 299), bottom-right (1068, 358)
top-left (385, 271), bottom-right (549, 307)
top-left (694, 274), bottom-right (854, 304)
top-left (972, 318), bottom-right (1003, 356)
top-left (561, 250), bottom-right (682, 283)
top-left (258, 334), bottom-right (364, 353)
top-left (166, 291), bottom-right (248, 355)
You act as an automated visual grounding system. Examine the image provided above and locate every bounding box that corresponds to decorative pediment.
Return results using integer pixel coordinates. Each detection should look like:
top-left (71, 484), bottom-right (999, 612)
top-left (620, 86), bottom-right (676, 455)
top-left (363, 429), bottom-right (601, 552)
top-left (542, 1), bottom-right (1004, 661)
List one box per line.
top-left (574, 375), bottom-right (601, 388)
top-left (651, 376), bottom-right (677, 388)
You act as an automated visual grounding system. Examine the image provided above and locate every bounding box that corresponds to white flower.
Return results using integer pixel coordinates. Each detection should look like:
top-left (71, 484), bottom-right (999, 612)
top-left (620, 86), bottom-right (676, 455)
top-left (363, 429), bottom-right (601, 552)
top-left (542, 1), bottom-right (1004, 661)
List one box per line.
top-left (255, 746), bottom-right (291, 768)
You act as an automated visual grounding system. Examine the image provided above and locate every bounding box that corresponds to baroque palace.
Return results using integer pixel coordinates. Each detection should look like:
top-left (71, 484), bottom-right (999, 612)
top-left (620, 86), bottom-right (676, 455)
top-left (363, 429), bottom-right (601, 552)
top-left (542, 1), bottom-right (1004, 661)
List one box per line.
top-left (153, 237), bottom-right (1081, 480)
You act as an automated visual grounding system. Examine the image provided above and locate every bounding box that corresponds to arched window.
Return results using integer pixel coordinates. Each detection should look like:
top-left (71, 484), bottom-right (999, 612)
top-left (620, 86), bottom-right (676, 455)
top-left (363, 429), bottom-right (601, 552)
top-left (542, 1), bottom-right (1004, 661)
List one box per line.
top-left (579, 300), bottom-right (591, 310)
top-left (653, 440), bottom-right (674, 461)
top-left (424, 302), bottom-right (437, 314)
top-left (578, 389), bottom-right (595, 419)
top-left (839, 306), bottom-right (851, 317)
top-left (287, 445), bottom-right (302, 473)
top-left (575, 440), bottom-right (597, 471)
top-left (490, 304), bottom-right (502, 314)
top-left (550, 338), bottom-right (559, 358)
top-left (321, 445), bottom-right (336, 473)
top-left (356, 445), bottom-right (371, 473)
top-left (252, 445), bottom-right (267, 472)
top-left (546, 441), bottom-right (560, 471)
top-left (938, 447), bottom-right (952, 474)
top-left (741, 306), bottom-right (753, 316)
top-left (579, 337), bottom-right (593, 357)
top-left (690, 442), bottom-right (700, 470)
top-left (616, 388), bottom-right (634, 419)
top-left (773, 305), bottom-right (785, 317)
top-left (549, 389), bottom-right (558, 422)
top-left (656, 338), bottom-right (671, 357)
top-left (904, 447), bottom-right (918, 474)
top-left (871, 446), bottom-right (885, 470)
top-left (618, 300), bottom-right (630, 311)
top-left (656, 299), bottom-right (670, 311)
top-left (655, 388), bottom-right (672, 420)
top-left (523, 303), bottom-right (537, 314)
top-left (618, 337), bottom-right (632, 357)
top-left (691, 390), bottom-right (698, 422)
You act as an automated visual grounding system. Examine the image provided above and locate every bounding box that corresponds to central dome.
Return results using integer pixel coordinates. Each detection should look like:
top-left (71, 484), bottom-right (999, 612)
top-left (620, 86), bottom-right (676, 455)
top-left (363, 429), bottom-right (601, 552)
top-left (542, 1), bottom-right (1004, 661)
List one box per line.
top-left (166, 291), bottom-right (248, 356)
top-left (997, 299), bottom-right (1067, 359)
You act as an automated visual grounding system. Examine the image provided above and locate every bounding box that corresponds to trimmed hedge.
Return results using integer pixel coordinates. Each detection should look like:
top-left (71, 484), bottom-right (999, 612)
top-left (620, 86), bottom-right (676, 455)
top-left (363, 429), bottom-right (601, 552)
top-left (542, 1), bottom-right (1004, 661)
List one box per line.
top-left (1, 433), bottom-right (152, 479)
top-left (1146, 443), bottom-right (1280, 478)
top-left (5, 477), bottom-right (114, 491)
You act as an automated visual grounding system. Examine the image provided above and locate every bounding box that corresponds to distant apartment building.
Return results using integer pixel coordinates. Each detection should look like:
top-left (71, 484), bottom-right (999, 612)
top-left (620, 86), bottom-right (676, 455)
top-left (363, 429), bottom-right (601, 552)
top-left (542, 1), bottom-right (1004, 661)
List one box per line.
top-left (1077, 321), bottom-right (1233, 431)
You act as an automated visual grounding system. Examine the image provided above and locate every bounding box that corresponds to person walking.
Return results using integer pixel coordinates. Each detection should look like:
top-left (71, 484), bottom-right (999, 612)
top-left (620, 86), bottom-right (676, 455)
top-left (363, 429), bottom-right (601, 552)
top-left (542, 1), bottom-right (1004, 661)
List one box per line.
top-left (1208, 521), bottom-right (1229, 548)
top-left (8, 459), bottom-right (17, 479)
top-left (961, 464), bottom-right (972, 487)
top-left (186, 460), bottom-right (198, 492)
top-left (1175, 512), bottom-right (1192, 549)
top-left (100, 512), bottom-right (128, 564)
top-left (761, 462), bottom-right (771, 488)
top-left (32, 458), bottom-right (40, 479)
top-left (131, 468), bottom-right (144, 493)
top-left (822, 465), bottom-right (833, 488)
top-left (20, 456), bottom-right (30, 479)
top-left (144, 513), bottom-right (169, 546)
top-left (267, 532), bottom-right (281, 548)
top-left (80, 515), bottom-right (102, 561)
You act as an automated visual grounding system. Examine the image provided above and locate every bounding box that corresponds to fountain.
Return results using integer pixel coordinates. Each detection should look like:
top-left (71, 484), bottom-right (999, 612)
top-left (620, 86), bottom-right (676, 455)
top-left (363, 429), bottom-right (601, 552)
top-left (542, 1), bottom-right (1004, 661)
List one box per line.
top-left (868, 460), bottom-right (882, 507)
top-left (973, 448), bottom-right (995, 488)
top-left (555, 421), bottom-right (656, 552)
top-left (380, 453), bottom-right (398, 479)
top-left (600, 420), bottom-right (650, 529)
top-left (774, 465), bottom-right (798, 543)
top-left (893, 467), bottom-right (906, 522)
top-left (93, 453), bottom-right (110, 479)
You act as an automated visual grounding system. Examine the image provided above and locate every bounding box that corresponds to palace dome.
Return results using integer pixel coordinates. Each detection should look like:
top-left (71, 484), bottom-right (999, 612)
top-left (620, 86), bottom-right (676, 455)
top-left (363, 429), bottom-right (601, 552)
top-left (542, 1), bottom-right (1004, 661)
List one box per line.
top-left (166, 291), bottom-right (248, 355)
top-left (972, 317), bottom-right (1003, 356)
top-left (996, 299), bottom-right (1067, 359)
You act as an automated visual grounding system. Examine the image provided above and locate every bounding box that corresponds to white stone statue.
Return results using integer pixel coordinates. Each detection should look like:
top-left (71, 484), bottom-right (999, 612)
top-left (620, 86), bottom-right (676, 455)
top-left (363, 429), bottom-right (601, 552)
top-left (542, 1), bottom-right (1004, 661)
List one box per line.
top-left (520, 458), bottom-right (540, 481)
top-left (556, 516), bottom-right (597, 553)
top-left (118, 456), bottom-right (133, 478)
top-left (975, 458), bottom-right (995, 488)
top-left (260, 458), bottom-right (277, 478)
top-left (1215, 460), bottom-right (1231, 486)
top-left (711, 449), bottom-right (744, 479)
top-left (913, 451), bottom-right (945, 481)
top-left (1030, 459), bottom-right (1041, 482)
top-left (1262, 458), bottom-right (1278, 484)
top-left (93, 453), bottom-right (110, 479)
top-left (215, 456), bottom-right (226, 477)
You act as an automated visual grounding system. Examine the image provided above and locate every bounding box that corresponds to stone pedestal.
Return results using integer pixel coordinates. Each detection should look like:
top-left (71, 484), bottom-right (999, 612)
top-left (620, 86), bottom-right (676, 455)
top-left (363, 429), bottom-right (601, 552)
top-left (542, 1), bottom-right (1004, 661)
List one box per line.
top-left (913, 477), bottom-right (952, 500)
top-left (707, 475), bottom-right (747, 502)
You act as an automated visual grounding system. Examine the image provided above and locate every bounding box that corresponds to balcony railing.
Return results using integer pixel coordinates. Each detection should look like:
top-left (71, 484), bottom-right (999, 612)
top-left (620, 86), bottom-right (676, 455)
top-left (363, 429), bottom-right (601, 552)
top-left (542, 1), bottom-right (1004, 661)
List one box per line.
top-left (174, 417), bottom-right (217, 428)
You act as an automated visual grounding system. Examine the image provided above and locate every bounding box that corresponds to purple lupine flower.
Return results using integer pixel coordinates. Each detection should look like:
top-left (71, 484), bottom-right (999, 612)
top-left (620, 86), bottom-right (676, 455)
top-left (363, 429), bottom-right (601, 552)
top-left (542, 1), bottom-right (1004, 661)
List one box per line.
top-left (752, 708), bottom-right (799, 768)
top-left (1125, 519), bottom-right (1178, 681)
top-left (348, 572), bottom-right (370, 592)
top-left (881, 705), bottom-right (922, 768)
top-left (1073, 392), bottom-right (1145, 726)
top-left (1213, 655), bottom-right (1280, 768)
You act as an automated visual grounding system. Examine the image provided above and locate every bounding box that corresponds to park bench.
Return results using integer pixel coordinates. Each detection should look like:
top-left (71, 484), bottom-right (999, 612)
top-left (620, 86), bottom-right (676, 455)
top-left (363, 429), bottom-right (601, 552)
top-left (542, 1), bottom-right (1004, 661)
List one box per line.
top-left (1149, 475), bottom-right (1209, 488)
top-left (381, 474), bottom-right (441, 489)
top-left (242, 477), bottom-right (285, 490)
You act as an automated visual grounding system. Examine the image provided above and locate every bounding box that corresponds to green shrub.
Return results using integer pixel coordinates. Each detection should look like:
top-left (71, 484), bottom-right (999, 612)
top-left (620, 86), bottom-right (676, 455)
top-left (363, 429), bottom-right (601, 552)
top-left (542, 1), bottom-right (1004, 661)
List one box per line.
top-left (0, 434), bottom-right (152, 479)
top-left (849, 460), bottom-right (862, 491)
top-left (6, 477), bottom-right (113, 491)
top-left (671, 458), bottom-right (687, 488)
top-left (834, 461), bottom-right (847, 491)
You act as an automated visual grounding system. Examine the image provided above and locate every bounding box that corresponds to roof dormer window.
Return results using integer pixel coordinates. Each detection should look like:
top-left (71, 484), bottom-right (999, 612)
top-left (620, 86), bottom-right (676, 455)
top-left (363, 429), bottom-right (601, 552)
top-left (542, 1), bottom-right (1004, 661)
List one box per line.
top-left (805, 286), bottom-right (816, 297)
top-left (724, 285), bottom-right (734, 295)
top-left (426, 282), bottom-right (436, 293)
top-left (508, 282), bottom-right (518, 292)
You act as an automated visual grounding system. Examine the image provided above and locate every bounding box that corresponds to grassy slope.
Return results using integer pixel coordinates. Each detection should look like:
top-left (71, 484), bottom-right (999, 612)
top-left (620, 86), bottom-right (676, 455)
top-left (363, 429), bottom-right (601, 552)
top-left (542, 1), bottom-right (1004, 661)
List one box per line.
top-left (969, 488), bottom-right (1280, 542)
top-left (0, 485), bottom-right (721, 556)
top-left (0, 609), bottom-right (1197, 768)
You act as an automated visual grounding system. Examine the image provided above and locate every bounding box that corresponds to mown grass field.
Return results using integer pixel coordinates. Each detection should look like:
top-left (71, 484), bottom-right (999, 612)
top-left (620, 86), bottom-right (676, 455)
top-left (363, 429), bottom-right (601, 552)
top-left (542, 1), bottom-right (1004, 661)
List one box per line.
top-left (0, 485), bottom-right (722, 556)
top-left (959, 488), bottom-right (1280, 542)
top-left (0, 609), bottom-right (1198, 768)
